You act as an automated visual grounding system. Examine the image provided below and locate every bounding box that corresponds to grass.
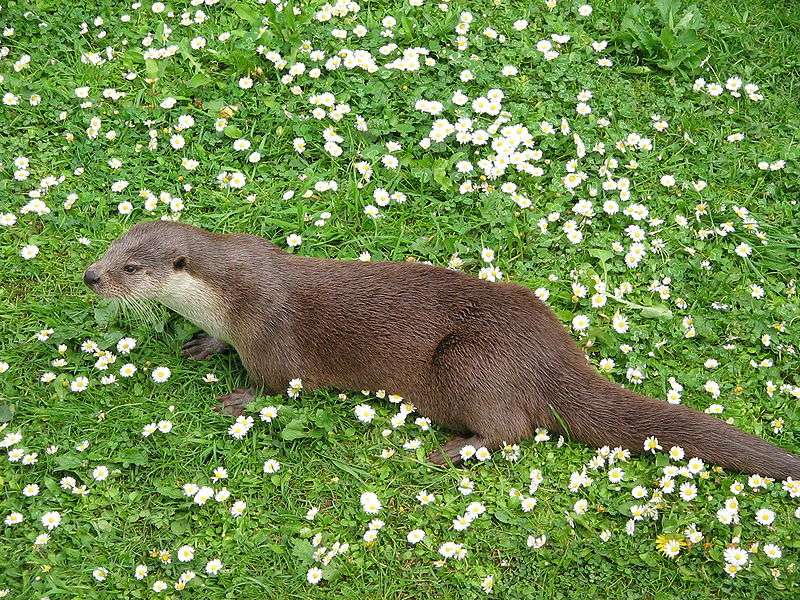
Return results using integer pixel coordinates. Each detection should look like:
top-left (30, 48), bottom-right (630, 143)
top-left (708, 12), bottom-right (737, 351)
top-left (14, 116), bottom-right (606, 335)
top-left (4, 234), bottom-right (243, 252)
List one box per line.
top-left (1, 0), bottom-right (799, 597)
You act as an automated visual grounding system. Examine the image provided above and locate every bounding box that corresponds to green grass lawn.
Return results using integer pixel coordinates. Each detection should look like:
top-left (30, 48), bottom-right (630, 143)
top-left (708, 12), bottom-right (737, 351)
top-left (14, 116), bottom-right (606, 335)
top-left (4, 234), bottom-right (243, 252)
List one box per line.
top-left (1, 0), bottom-right (799, 597)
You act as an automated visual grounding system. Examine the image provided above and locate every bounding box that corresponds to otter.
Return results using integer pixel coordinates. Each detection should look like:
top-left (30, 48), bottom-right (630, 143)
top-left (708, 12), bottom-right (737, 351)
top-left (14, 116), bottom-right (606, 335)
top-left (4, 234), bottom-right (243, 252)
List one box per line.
top-left (84, 220), bottom-right (800, 479)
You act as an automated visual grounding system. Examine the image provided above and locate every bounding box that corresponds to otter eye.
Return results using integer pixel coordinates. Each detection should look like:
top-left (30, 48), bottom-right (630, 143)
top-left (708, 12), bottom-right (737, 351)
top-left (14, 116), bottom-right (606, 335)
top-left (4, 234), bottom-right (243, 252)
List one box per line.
top-left (123, 265), bottom-right (138, 274)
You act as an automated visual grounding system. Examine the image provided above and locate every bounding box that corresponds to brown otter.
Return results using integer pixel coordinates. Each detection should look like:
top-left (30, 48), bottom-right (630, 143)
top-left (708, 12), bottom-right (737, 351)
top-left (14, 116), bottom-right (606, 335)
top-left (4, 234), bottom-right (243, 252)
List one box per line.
top-left (84, 220), bottom-right (800, 479)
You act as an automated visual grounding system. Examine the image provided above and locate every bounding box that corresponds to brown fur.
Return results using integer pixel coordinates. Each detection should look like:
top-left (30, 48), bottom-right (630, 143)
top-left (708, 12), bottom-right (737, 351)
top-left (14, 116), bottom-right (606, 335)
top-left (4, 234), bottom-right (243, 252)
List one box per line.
top-left (86, 221), bottom-right (800, 479)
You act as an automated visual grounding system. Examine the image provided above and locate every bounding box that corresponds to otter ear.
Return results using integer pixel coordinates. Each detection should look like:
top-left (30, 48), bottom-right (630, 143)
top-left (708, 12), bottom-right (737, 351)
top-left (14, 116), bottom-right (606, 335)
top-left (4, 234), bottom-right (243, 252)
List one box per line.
top-left (173, 256), bottom-right (187, 270)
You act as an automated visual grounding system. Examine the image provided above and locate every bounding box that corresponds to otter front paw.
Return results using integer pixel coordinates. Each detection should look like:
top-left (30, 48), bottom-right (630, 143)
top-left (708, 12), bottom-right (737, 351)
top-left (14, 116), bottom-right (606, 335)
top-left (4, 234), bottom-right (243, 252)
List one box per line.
top-left (214, 388), bottom-right (256, 417)
top-left (181, 333), bottom-right (229, 360)
top-left (428, 435), bottom-right (487, 466)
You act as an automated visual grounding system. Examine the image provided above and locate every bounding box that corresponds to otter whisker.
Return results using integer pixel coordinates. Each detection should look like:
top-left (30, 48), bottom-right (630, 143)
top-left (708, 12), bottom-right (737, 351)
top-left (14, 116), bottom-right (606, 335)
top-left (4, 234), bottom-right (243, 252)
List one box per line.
top-left (115, 296), bottom-right (149, 325)
top-left (108, 298), bottom-right (128, 322)
top-left (129, 295), bottom-right (163, 326)
top-left (126, 298), bottom-right (149, 323)
top-left (119, 297), bottom-right (136, 322)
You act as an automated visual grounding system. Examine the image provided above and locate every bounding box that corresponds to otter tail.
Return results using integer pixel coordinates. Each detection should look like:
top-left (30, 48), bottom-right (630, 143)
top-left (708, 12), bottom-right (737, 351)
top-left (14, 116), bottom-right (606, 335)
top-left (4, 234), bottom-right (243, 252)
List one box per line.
top-left (554, 378), bottom-right (800, 480)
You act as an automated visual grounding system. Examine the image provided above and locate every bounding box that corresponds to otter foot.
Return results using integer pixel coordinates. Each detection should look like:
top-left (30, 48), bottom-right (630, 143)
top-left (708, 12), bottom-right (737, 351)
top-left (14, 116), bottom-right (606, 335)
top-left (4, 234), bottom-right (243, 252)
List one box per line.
top-left (182, 334), bottom-right (229, 360)
top-left (214, 388), bottom-right (256, 417)
top-left (428, 435), bottom-right (488, 466)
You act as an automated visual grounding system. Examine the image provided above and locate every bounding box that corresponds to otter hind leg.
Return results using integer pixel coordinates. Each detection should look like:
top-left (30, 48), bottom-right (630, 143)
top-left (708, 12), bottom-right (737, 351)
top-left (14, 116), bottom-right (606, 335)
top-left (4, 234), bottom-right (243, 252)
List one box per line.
top-left (429, 333), bottom-right (542, 464)
top-left (428, 435), bottom-right (489, 466)
top-left (214, 388), bottom-right (256, 417)
top-left (182, 333), bottom-right (230, 360)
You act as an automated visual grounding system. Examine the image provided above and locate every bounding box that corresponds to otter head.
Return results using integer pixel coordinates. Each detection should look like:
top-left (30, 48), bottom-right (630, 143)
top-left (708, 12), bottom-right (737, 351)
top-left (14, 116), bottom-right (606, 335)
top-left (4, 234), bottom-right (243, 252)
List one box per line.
top-left (84, 221), bottom-right (191, 300)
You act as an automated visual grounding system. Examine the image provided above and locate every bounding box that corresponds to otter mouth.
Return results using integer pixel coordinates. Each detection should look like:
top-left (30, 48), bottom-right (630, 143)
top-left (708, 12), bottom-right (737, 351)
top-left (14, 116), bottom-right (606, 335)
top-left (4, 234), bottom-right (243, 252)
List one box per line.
top-left (85, 285), bottom-right (122, 299)
top-left (89, 286), bottom-right (123, 299)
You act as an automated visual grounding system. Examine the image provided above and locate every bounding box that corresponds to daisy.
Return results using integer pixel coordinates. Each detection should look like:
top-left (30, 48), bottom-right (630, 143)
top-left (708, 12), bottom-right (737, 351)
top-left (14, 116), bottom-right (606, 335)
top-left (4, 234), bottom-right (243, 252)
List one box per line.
top-left (475, 447), bottom-right (491, 461)
top-left (228, 416), bottom-right (253, 440)
top-left (228, 172), bottom-right (246, 189)
top-left (687, 457), bottom-right (705, 474)
top-left (416, 490), bottom-right (435, 505)
top-left (20, 245), bottom-right (39, 259)
top-left (194, 487), bottom-right (214, 505)
top-left (177, 545), bottom-right (194, 562)
top-left (231, 500), bottom-right (246, 517)
top-left (119, 363), bottom-right (137, 379)
top-left (5, 512), bottom-right (23, 525)
top-left (755, 508), bottom-right (776, 526)
top-left (612, 314), bottom-right (628, 333)
top-left (70, 376), bottom-right (89, 392)
top-left (723, 563), bottom-right (739, 578)
top-left (134, 564), bottom-right (149, 580)
top-left (679, 482), bottom-right (697, 501)
top-left (438, 542), bottom-right (462, 559)
top-left (354, 404), bottom-right (375, 423)
top-left (723, 547), bottom-right (749, 566)
top-left (572, 315), bottom-right (590, 331)
top-left (41, 511), bottom-right (62, 530)
top-left (643, 436), bottom-right (661, 453)
top-left (608, 467), bottom-right (624, 483)
top-left (459, 445), bottom-right (476, 460)
top-left (151, 366), bottom-right (171, 383)
top-left (205, 559), bottom-right (223, 576)
top-left (658, 538), bottom-right (682, 558)
top-left (92, 465), bottom-right (109, 481)
top-left (260, 406), bottom-right (279, 422)
top-left (763, 543), bottom-right (782, 559)
top-left (669, 446), bottom-right (685, 460)
top-left (527, 535), bottom-right (547, 549)
top-left (363, 529), bottom-right (379, 542)
top-left (306, 567), bottom-right (323, 584)
top-left (360, 492), bottom-right (382, 514)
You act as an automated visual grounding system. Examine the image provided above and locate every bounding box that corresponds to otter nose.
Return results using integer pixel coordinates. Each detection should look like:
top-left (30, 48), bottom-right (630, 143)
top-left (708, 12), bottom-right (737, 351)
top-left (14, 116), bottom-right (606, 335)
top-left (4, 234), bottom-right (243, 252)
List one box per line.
top-left (84, 268), bottom-right (100, 287)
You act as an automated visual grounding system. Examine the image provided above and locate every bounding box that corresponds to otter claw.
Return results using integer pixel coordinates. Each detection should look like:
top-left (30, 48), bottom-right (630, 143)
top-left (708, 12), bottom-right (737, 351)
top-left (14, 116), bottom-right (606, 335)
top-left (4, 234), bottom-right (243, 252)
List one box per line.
top-left (182, 334), bottom-right (229, 360)
top-left (214, 388), bottom-right (256, 417)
